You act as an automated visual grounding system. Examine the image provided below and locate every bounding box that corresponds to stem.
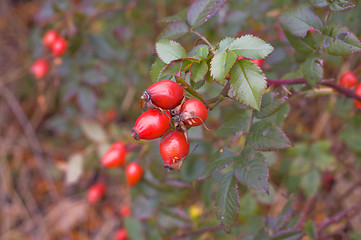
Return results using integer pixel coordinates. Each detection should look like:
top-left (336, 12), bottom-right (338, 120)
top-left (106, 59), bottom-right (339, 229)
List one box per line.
top-left (170, 225), bottom-right (224, 240)
top-left (175, 75), bottom-right (207, 104)
top-left (190, 29), bottom-right (215, 54)
top-left (206, 80), bottom-right (231, 106)
top-left (267, 78), bottom-right (361, 102)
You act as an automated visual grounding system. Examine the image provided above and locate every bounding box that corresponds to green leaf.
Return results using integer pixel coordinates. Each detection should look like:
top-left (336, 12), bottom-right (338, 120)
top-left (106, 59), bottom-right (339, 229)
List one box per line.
top-left (234, 147), bottom-right (269, 194)
top-left (79, 119), bottom-right (107, 143)
top-left (302, 54), bottom-right (323, 86)
top-left (216, 37), bottom-right (235, 53)
top-left (191, 61), bottom-right (208, 82)
top-left (124, 217), bottom-right (146, 240)
top-left (329, 0), bottom-right (357, 11)
top-left (161, 8), bottom-right (188, 23)
top-left (308, 0), bottom-right (328, 7)
top-left (247, 120), bottom-right (292, 151)
top-left (271, 231), bottom-right (304, 240)
top-left (229, 35), bottom-right (274, 59)
top-left (214, 110), bottom-right (252, 137)
top-left (279, 5), bottom-right (323, 37)
top-left (150, 58), bottom-right (167, 82)
top-left (78, 87), bottom-right (96, 117)
top-left (339, 126), bottom-right (361, 152)
top-left (216, 172), bottom-right (240, 233)
top-left (187, 0), bottom-right (227, 28)
top-left (230, 59), bottom-right (267, 110)
top-left (188, 44), bottom-right (209, 60)
top-left (301, 169), bottom-right (321, 198)
top-left (254, 92), bottom-right (287, 119)
top-left (159, 22), bottom-right (189, 40)
top-left (284, 30), bottom-right (316, 54)
top-left (66, 153), bottom-right (83, 185)
top-left (211, 51), bottom-right (238, 84)
top-left (161, 58), bottom-right (198, 76)
top-left (290, 156), bottom-right (312, 176)
top-left (322, 25), bottom-right (361, 56)
top-left (305, 219), bottom-right (316, 238)
top-left (156, 40), bottom-right (187, 64)
top-left (198, 148), bottom-right (237, 180)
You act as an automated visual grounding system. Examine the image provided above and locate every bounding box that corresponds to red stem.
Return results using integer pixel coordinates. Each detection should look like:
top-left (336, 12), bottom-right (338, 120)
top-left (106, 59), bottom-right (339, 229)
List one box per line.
top-left (267, 78), bottom-right (361, 102)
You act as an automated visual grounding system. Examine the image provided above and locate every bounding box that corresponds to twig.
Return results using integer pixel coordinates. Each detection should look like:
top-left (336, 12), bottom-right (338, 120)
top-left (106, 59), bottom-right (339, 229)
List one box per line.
top-left (0, 83), bottom-right (60, 202)
top-left (206, 80), bottom-right (231, 106)
top-left (170, 225), bottom-right (224, 240)
top-left (190, 29), bottom-right (215, 54)
top-left (267, 78), bottom-right (361, 102)
top-left (317, 198), bottom-right (361, 235)
top-left (294, 196), bottom-right (317, 229)
top-left (175, 75), bottom-right (207, 104)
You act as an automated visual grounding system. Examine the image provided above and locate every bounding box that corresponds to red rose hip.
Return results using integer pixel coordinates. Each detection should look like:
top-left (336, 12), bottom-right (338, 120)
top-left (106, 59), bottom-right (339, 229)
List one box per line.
top-left (340, 71), bottom-right (358, 88)
top-left (160, 130), bottom-right (190, 171)
top-left (132, 109), bottom-right (171, 140)
top-left (87, 183), bottom-right (106, 204)
top-left (126, 162), bottom-right (143, 186)
top-left (354, 83), bottom-right (361, 108)
top-left (31, 59), bottom-right (50, 79)
top-left (43, 30), bottom-right (60, 49)
top-left (102, 142), bottom-right (127, 168)
top-left (51, 37), bottom-right (67, 56)
top-left (141, 80), bottom-right (184, 109)
top-left (120, 205), bottom-right (131, 217)
top-left (114, 228), bottom-right (127, 240)
top-left (180, 99), bottom-right (207, 127)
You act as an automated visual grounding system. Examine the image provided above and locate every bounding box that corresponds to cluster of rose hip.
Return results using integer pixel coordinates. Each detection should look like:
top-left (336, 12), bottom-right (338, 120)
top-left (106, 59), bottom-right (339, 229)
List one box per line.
top-left (339, 71), bottom-right (361, 108)
top-left (30, 30), bottom-right (67, 79)
top-left (131, 80), bottom-right (208, 171)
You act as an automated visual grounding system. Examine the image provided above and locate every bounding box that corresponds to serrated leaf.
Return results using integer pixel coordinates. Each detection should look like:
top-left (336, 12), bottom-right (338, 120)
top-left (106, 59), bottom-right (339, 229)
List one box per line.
top-left (279, 5), bottom-right (323, 38)
top-left (230, 59), bottom-right (266, 110)
top-left (150, 58), bottom-right (167, 82)
top-left (191, 61), bottom-right (208, 82)
top-left (302, 54), bottom-right (323, 86)
top-left (156, 40), bottom-right (187, 64)
top-left (79, 119), bottom-right (107, 143)
top-left (161, 58), bottom-right (198, 76)
top-left (124, 217), bottom-right (146, 240)
top-left (216, 172), bottom-right (239, 233)
top-left (214, 110), bottom-right (252, 137)
top-left (329, 0), bottom-right (356, 11)
top-left (322, 25), bottom-right (361, 56)
top-left (216, 37), bottom-right (235, 53)
top-left (271, 230), bottom-right (304, 240)
top-left (211, 51), bottom-right (237, 84)
top-left (284, 30), bottom-right (316, 54)
top-left (254, 92), bottom-right (287, 119)
top-left (188, 44), bottom-right (209, 59)
top-left (187, 0), bottom-right (227, 28)
top-left (66, 153), bottom-right (83, 185)
top-left (300, 169), bottom-right (320, 198)
top-left (198, 148), bottom-right (236, 180)
top-left (247, 120), bottom-right (292, 151)
top-left (234, 147), bottom-right (269, 194)
top-left (159, 21), bottom-right (189, 40)
top-left (229, 35), bottom-right (274, 59)
top-left (161, 8), bottom-right (188, 23)
top-left (190, 78), bottom-right (205, 90)
top-left (308, 0), bottom-right (328, 7)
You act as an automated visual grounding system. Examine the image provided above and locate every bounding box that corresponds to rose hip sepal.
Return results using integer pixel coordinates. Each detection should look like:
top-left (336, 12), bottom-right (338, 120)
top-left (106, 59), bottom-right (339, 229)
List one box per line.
top-left (180, 99), bottom-right (208, 127)
top-left (31, 59), bottom-right (50, 79)
top-left (87, 183), bottom-right (106, 205)
top-left (340, 71), bottom-right (358, 88)
top-left (131, 109), bottom-right (171, 140)
top-left (125, 162), bottom-right (143, 186)
top-left (141, 80), bottom-right (184, 109)
top-left (102, 142), bottom-right (127, 168)
top-left (160, 130), bottom-right (190, 171)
